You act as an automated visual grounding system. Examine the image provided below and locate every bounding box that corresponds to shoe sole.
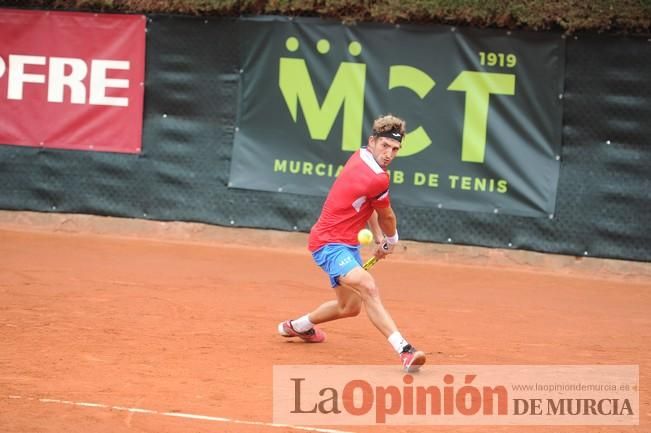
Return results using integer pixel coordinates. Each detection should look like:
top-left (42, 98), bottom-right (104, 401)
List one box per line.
top-left (405, 351), bottom-right (426, 373)
top-left (277, 322), bottom-right (325, 343)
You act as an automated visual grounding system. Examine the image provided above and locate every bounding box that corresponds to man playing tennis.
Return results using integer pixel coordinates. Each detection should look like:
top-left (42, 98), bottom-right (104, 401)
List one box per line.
top-left (277, 114), bottom-right (426, 372)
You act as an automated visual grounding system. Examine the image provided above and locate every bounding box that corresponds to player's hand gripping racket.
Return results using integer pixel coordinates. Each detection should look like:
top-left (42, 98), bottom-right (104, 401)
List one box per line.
top-left (362, 242), bottom-right (389, 270)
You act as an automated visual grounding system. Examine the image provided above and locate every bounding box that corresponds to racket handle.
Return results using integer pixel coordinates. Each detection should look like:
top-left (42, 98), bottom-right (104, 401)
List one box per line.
top-left (363, 256), bottom-right (378, 270)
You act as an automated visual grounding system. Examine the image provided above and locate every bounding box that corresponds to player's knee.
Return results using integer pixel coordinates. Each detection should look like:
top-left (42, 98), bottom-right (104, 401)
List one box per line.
top-left (357, 278), bottom-right (380, 300)
top-left (340, 268), bottom-right (379, 300)
top-left (337, 295), bottom-right (362, 317)
top-left (342, 301), bottom-right (362, 317)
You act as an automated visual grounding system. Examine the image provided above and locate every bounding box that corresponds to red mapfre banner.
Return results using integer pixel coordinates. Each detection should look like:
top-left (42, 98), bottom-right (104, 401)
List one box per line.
top-left (0, 9), bottom-right (145, 153)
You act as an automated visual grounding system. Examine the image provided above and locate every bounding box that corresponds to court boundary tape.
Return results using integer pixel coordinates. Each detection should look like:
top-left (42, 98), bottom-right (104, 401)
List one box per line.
top-left (7, 395), bottom-right (356, 433)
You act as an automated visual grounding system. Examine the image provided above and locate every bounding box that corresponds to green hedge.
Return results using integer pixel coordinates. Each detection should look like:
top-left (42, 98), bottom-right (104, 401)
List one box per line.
top-left (0, 0), bottom-right (650, 33)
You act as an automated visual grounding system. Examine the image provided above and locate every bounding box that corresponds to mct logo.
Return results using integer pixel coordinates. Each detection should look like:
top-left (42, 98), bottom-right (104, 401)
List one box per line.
top-left (232, 22), bottom-right (562, 216)
top-left (279, 36), bottom-right (516, 163)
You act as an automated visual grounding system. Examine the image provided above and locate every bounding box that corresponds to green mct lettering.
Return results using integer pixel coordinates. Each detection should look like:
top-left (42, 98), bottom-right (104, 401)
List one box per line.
top-left (448, 71), bottom-right (515, 163)
top-left (388, 65), bottom-right (435, 157)
top-left (279, 57), bottom-right (366, 151)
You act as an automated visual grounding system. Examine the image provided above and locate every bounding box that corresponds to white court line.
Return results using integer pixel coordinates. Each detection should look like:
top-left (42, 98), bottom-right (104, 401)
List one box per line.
top-left (6, 395), bottom-right (355, 433)
top-left (74, 402), bottom-right (111, 409)
top-left (112, 405), bottom-right (157, 414)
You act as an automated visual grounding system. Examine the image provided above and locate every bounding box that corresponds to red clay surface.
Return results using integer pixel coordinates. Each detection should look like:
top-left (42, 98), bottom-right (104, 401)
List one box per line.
top-left (1, 227), bottom-right (650, 433)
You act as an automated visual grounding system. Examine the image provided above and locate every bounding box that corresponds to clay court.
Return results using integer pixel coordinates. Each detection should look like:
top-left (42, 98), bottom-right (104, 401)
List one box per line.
top-left (1, 214), bottom-right (650, 433)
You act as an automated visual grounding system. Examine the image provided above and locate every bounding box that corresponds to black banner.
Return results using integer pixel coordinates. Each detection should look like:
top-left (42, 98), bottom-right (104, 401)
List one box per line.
top-left (229, 17), bottom-right (565, 217)
top-left (1, 13), bottom-right (648, 261)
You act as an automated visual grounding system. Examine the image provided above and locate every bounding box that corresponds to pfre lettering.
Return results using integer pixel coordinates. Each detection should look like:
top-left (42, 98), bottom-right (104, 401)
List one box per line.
top-left (0, 54), bottom-right (131, 107)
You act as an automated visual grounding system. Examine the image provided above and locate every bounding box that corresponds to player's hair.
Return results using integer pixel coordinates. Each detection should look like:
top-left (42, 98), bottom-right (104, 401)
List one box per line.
top-left (372, 114), bottom-right (406, 136)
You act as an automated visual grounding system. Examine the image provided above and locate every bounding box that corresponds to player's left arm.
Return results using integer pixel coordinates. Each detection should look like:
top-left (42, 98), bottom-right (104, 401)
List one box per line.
top-left (375, 205), bottom-right (397, 239)
top-left (369, 177), bottom-right (398, 259)
top-left (367, 210), bottom-right (383, 246)
top-left (373, 205), bottom-right (399, 259)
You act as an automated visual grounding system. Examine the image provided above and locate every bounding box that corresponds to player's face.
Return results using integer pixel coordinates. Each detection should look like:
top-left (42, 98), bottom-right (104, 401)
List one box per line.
top-left (367, 136), bottom-right (401, 168)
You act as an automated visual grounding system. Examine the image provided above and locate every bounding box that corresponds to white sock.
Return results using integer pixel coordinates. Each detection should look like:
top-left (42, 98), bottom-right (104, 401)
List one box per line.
top-left (388, 331), bottom-right (410, 354)
top-left (291, 315), bottom-right (314, 333)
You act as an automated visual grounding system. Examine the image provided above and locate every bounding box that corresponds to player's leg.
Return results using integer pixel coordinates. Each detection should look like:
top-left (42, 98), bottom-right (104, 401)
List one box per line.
top-left (339, 267), bottom-right (426, 372)
top-left (287, 244), bottom-right (363, 325)
top-left (277, 245), bottom-right (362, 343)
top-left (277, 280), bottom-right (361, 343)
top-left (306, 284), bottom-right (362, 324)
top-left (338, 267), bottom-right (397, 337)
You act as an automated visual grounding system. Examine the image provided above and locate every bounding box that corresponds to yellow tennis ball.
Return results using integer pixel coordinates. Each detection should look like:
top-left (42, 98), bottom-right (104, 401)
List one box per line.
top-left (357, 228), bottom-right (374, 245)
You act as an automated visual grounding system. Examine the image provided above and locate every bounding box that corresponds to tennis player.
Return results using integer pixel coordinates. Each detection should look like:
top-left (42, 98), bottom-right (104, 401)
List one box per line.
top-left (278, 114), bottom-right (426, 372)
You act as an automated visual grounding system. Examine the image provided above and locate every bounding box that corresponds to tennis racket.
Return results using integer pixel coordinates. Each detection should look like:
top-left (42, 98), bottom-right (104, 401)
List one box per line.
top-left (363, 256), bottom-right (378, 270)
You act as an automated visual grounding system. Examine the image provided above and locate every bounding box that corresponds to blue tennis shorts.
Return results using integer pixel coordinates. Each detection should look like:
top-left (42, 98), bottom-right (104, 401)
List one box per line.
top-left (311, 243), bottom-right (363, 288)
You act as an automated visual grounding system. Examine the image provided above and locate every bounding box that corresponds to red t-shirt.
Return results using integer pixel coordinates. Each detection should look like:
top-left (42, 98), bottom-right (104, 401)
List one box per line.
top-left (308, 148), bottom-right (391, 251)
